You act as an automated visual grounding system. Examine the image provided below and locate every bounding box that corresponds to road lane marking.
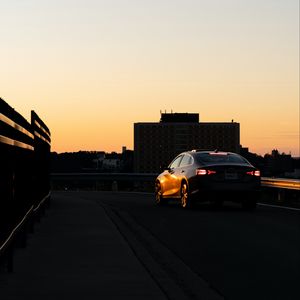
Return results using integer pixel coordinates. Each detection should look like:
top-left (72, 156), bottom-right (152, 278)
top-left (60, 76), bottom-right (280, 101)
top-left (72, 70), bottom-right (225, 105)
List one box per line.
top-left (258, 203), bottom-right (300, 212)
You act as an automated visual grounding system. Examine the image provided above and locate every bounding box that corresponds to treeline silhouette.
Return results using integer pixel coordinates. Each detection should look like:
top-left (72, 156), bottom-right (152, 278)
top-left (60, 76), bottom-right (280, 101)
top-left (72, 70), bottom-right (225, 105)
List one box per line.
top-left (241, 148), bottom-right (299, 178)
top-left (50, 150), bottom-right (133, 173)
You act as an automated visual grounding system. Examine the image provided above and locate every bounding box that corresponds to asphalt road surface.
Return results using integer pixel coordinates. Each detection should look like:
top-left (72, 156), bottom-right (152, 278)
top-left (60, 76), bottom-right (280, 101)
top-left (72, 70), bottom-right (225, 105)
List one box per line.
top-left (77, 191), bottom-right (300, 300)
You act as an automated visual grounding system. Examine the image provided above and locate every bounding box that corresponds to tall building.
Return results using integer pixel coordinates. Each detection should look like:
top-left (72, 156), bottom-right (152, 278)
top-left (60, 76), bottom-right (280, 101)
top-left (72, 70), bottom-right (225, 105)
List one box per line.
top-left (134, 112), bottom-right (240, 173)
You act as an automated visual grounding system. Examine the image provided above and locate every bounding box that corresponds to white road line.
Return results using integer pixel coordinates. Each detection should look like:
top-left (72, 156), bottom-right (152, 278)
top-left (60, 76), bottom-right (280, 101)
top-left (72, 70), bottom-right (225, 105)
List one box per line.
top-left (258, 203), bottom-right (300, 212)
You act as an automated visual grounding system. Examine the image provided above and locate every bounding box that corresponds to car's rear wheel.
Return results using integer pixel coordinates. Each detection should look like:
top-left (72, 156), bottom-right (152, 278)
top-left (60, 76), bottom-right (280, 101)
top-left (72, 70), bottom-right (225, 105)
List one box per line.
top-left (155, 181), bottom-right (167, 205)
top-left (180, 182), bottom-right (191, 208)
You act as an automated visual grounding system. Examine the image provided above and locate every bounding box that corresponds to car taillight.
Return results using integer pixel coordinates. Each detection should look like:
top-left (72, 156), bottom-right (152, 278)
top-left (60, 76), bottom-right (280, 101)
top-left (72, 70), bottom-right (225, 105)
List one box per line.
top-left (196, 169), bottom-right (217, 175)
top-left (246, 170), bottom-right (260, 177)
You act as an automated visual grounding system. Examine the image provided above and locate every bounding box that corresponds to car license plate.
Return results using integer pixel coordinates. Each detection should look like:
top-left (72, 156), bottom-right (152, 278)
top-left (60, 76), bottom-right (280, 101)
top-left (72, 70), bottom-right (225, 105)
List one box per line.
top-left (225, 172), bottom-right (238, 180)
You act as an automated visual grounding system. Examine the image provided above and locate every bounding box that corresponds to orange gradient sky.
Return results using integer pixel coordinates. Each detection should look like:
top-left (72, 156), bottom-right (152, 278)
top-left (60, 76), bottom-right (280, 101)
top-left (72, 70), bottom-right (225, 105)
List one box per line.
top-left (1, 0), bottom-right (299, 156)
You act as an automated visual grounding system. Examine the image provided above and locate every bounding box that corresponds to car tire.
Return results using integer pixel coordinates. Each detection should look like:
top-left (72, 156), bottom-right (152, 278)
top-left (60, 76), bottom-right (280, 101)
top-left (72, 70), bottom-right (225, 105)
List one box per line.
top-left (155, 181), bottom-right (167, 205)
top-left (180, 182), bottom-right (191, 208)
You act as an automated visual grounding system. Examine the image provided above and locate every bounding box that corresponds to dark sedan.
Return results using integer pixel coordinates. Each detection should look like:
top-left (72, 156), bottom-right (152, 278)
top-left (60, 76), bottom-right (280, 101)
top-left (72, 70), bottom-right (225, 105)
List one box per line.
top-left (155, 150), bottom-right (261, 209)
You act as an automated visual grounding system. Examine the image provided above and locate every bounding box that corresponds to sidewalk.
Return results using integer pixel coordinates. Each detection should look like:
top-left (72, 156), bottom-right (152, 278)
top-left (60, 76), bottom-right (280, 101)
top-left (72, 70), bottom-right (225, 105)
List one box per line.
top-left (0, 193), bottom-right (167, 300)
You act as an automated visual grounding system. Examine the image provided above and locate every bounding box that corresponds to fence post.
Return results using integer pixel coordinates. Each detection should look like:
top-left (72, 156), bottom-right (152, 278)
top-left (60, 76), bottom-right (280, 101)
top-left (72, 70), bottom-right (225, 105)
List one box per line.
top-left (277, 189), bottom-right (285, 202)
top-left (112, 181), bottom-right (118, 191)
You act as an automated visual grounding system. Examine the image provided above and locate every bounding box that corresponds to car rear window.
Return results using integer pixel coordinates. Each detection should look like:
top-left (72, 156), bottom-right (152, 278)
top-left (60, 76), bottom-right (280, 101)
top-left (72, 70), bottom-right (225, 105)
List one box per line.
top-left (195, 152), bottom-right (248, 164)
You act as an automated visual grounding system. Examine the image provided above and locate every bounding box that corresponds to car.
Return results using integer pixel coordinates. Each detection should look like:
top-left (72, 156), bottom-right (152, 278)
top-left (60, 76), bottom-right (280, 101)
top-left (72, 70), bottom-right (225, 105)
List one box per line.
top-left (155, 150), bottom-right (261, 209)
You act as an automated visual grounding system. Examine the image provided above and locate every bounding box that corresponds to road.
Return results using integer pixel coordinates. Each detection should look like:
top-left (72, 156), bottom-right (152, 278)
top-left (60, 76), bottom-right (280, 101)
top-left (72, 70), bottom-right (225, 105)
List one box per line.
top-left (76, 191), bottom-right (300, 300)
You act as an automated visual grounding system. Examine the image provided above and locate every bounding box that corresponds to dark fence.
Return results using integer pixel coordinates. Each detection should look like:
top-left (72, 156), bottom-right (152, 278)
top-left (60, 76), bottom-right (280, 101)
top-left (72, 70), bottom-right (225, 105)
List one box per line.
top-left (50, 172), bottom-right (157, 192)
top-left (0, 98), bottom-right (51, 271)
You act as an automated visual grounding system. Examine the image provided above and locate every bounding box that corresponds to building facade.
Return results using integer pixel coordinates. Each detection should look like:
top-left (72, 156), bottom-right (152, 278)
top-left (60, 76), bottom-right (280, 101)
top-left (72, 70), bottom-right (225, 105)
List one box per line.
top-left (134, 113), bottom-right (240, 173)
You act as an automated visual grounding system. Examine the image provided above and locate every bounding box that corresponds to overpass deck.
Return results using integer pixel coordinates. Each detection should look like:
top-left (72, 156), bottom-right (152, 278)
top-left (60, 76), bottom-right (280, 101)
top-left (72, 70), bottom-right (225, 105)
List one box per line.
top-left (1, 191), bottom-right (298, 300)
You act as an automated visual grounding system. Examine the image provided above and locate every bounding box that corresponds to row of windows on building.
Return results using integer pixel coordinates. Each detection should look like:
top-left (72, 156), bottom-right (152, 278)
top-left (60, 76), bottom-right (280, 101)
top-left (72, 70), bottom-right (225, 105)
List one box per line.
top-left (134, 115), bottom-right (240, 173)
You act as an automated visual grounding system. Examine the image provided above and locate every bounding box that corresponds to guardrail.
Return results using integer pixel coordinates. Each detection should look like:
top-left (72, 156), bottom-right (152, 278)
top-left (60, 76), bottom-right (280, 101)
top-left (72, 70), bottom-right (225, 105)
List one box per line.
top-left (261, 177), bottom-right (300, 190)
top-left (0, 98), bottom-right (51, 272)
top-left (260, 177), bottom-right (300, 203)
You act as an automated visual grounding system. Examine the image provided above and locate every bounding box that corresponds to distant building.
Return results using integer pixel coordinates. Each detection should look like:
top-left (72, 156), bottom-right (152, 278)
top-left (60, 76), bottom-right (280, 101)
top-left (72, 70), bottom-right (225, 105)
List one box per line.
top-left (120, 146), bottom-right (134, 173)
top-left (102, 147), bottom-right (134, 172)
top-left (134, 112), bottom-right (240, 173)
top-left (102, 152), bottom-right (121, 171)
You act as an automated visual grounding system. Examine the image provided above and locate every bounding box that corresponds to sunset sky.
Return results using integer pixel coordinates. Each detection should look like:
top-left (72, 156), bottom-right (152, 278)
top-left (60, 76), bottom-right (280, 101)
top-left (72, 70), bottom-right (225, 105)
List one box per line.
top-left (1, 0), bottom-right (299, 156)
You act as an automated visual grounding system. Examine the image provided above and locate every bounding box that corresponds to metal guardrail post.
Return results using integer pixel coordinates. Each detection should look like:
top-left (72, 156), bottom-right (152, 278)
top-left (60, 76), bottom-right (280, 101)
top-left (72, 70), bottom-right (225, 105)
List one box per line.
top-left (277, 189), bottom-right (285, 202)
top-left (112, 181), bottom-right (118, 192)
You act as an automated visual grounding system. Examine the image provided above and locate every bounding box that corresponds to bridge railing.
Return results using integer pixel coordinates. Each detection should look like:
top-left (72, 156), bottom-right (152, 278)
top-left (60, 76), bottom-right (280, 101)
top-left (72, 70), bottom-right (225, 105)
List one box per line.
top-left (0, 98), bottom-right (51, 271)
